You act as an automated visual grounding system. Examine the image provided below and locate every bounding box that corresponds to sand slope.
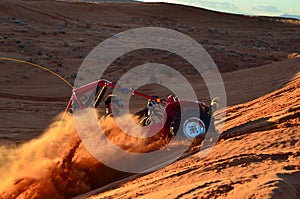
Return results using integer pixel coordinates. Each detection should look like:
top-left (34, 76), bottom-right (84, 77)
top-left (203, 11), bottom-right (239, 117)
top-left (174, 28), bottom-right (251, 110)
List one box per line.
top-left (85, 61), bottom-right (300, 199)
top-left (0, 0), bottom-right (299, 198)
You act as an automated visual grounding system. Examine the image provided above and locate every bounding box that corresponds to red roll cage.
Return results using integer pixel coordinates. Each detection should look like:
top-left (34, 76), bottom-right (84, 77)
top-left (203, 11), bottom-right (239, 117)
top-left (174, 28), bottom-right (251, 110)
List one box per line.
top-left (65, 79), bottom-right (164, 113)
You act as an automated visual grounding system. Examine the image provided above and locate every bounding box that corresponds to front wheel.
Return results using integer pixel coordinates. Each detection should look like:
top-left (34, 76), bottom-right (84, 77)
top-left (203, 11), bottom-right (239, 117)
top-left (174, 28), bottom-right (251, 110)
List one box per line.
top-left (170, 109), bottom-right (209, 139)
top-left (182, 117), bottom-right (206, 138)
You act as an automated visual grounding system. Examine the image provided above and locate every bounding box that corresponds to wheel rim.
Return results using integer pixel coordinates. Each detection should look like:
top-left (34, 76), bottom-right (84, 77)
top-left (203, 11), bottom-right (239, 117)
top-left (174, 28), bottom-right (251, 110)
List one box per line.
top-left (183, 117), bottom-right (206, 138)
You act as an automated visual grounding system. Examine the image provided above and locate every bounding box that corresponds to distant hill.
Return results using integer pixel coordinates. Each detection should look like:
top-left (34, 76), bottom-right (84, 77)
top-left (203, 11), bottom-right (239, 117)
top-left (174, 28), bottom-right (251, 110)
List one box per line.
top-left (281, 14), bottom-right (300, 20)
top-left (64, 0), bottom-right (136, 2)
top-left (77, 0), bottom-right (136, 2)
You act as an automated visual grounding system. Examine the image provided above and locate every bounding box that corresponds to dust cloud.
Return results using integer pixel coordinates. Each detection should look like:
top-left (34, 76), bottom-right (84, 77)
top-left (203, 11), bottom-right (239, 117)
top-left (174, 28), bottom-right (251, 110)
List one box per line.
top-left (0, 110), bottom-right (174, 198)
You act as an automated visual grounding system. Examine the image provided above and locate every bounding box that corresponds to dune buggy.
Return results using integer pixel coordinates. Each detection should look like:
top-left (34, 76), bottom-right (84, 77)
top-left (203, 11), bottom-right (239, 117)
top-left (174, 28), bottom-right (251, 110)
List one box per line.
top-left (65, 79), bottom-right (215, 139)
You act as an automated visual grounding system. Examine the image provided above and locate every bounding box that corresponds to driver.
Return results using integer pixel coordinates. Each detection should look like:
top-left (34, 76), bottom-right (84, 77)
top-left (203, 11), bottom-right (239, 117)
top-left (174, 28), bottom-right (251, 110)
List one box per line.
top-left (167, 94), bottom-right (179, 103)
top-left (104, 94), bottom-right (123, 117)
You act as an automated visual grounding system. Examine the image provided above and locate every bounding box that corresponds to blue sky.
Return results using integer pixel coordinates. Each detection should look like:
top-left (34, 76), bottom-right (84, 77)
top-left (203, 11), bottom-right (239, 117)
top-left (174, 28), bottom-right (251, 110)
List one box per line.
top-left (139, 0), bottom-right (300, 16)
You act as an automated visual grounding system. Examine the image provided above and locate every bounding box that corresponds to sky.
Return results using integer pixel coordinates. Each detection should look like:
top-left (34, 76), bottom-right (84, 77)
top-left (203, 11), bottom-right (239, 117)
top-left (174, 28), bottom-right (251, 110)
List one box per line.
top-left (139, 0), bottom-right (300, 17)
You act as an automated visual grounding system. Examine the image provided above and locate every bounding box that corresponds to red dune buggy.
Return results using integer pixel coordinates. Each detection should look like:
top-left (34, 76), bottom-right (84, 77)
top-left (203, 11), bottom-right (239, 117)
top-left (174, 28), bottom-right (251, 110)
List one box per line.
top-left (65, 79), bottom-right (216, 139)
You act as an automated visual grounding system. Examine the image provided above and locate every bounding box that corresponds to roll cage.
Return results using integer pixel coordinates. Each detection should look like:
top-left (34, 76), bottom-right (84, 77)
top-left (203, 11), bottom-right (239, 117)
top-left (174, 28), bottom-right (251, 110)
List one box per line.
top-left (65, 79), bottom-right (162, 113)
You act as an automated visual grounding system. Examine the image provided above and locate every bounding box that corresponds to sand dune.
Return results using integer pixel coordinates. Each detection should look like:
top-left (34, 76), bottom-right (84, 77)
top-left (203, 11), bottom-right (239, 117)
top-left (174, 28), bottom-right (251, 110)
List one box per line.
top-left (1, 0), bottom-right (299, 143)
top-left (0, 57), bottom-right (298, 198)
top-left (0, 0), bottom-right (299, 198)
top-left (84, 64), bottom-right (300, 199)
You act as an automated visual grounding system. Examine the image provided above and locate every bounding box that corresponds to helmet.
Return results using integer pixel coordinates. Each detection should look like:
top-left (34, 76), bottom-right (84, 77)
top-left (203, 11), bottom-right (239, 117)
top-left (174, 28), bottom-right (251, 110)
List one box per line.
top-left (167, 95), bottom-right (178, 103)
